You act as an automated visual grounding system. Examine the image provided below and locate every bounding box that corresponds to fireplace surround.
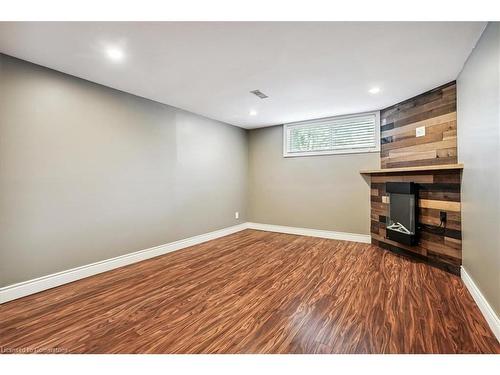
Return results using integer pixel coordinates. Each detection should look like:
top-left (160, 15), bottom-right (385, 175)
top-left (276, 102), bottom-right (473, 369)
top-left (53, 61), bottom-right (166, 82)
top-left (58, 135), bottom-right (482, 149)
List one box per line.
top-left (362, 166), bottom-right (463, 274)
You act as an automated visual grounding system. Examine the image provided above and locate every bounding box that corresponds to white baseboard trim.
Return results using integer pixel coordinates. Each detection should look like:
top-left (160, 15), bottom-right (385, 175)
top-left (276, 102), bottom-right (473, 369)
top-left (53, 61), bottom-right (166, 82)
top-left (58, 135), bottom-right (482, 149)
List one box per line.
top-left (0, 223), bottom-right (248, 304)
top-left (461, 266), bottom-right (500, 342)
top-left (246, 222), bottom-right (371, 244)
top-left (0, 222), bottom-right (370, 304)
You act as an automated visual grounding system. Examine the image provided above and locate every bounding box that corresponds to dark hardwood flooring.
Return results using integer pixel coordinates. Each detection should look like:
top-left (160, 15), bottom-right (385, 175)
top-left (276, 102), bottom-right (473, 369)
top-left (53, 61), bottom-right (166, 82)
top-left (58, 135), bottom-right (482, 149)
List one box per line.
top-left (1, 229), bottom-right (498, 354)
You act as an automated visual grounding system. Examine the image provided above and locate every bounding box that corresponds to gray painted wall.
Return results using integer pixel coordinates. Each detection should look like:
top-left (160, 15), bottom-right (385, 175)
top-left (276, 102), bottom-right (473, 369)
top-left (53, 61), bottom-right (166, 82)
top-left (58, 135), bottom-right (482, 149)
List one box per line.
top-left (0, 54), bottom-right (248, 287)
top-left (248, 125), bottom-right (379, 234)
top-left (457, 22), bottom-right (500, 315)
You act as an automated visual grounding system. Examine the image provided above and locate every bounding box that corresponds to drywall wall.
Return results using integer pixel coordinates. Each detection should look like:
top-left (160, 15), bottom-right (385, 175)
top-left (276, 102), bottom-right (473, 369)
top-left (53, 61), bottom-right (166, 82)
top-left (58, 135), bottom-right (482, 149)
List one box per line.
top-left (457, 22), bottom-right (500, 315)
top-left (0, 53), bottom-right (248, 287)
top-left (248, 125), bottom-right (379, 234)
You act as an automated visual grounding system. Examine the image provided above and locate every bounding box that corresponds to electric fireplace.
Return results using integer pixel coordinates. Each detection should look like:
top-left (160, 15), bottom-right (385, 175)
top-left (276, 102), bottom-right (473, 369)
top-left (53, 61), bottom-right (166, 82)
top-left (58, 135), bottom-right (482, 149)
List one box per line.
top-left (386, 182), bottom-right (418, 245)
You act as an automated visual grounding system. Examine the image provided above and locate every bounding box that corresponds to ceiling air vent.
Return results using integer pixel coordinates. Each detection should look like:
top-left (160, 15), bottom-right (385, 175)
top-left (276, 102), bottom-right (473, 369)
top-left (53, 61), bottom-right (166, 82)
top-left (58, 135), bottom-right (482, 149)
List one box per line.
top-left (250, 90), bottom-right (268, 99)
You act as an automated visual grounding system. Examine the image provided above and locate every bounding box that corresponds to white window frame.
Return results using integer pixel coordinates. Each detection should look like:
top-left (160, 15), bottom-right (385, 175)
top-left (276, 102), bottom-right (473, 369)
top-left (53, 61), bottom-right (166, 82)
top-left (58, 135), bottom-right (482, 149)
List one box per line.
top-left (283, 111), bottom-right (381, 158)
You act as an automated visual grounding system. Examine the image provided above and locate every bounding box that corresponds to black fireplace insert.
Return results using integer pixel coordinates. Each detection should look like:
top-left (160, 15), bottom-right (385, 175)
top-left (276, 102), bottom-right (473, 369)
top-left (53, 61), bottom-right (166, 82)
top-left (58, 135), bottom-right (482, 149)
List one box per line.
top-left (386, 182), bottom-right (418, 246)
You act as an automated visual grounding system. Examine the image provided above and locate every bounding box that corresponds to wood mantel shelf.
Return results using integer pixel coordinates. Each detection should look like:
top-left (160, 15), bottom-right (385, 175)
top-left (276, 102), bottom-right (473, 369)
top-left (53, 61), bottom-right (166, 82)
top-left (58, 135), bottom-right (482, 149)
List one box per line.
top-left (359, 163), bottom-right (464, 175)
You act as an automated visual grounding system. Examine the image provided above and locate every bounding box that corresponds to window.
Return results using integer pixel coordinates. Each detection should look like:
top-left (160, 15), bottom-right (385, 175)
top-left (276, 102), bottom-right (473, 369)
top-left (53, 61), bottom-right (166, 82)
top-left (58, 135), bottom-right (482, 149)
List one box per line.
top-left (283, 111), bottom-right (380, 157)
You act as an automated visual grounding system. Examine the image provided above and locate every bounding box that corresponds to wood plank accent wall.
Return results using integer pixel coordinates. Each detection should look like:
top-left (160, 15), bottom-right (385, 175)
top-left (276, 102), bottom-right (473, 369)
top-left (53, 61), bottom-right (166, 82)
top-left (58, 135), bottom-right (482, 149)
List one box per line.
top-left (380, 81), bottom-right (457, 169)
top-left (371, 82), bottom-right (462, 273)
top-left (370, 169), bottom-right (462, 275)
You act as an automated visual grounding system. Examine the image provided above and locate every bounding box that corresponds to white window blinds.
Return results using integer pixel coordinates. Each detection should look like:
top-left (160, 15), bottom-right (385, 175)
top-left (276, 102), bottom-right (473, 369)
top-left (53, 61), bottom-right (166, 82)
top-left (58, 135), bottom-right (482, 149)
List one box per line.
top-left (283, 112), bottom-right (380, 157)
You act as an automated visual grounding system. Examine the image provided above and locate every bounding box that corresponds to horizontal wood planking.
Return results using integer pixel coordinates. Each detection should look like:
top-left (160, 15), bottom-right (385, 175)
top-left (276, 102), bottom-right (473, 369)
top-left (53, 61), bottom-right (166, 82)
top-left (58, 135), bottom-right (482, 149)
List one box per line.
top-left (381, 139), bottom-right (457, 157)
top-left (381, 126), bottom-right (456, 153)
top-left (380, 82), bottom-right (457, 169)
top-left (382, 157), bottom-right (458, 169)
top-left (370, 170), bottom-right (462, 273)
top-left (381, 83), bottom-right (455, 124)
top-left (381, 112), bottom-right (456, 138)
top-left (419, 191), bottom-right (460, 202)
top-left (419, 199), bottom-right (461, 212)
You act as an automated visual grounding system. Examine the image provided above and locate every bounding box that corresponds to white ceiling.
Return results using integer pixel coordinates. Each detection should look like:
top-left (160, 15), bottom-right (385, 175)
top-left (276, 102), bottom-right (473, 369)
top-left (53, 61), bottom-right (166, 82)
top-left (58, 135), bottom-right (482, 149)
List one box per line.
top-left (0, 22), bottom-right (486, 129)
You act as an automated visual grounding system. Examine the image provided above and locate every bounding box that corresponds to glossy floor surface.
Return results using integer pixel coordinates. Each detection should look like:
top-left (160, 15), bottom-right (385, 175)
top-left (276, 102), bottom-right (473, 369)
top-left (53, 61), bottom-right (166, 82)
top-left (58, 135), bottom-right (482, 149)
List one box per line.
top-left (1, 230), bottom-right (498, 353)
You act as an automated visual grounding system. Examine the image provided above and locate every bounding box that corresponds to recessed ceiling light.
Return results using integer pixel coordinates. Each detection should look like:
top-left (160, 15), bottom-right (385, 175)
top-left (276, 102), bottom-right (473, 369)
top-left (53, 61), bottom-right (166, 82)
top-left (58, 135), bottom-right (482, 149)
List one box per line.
top-left (106, 47), bottom-right (124, 62)
top-left (369, 87), bottom-right (381, 94)
top-left (249, 110), bottom-right (258, 116)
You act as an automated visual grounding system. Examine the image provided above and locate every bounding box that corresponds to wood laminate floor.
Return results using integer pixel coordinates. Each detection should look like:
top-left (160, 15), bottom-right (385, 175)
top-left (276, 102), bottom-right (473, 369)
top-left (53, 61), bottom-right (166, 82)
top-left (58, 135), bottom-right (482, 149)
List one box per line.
top-left (1, 229), bottom-right (498, 354)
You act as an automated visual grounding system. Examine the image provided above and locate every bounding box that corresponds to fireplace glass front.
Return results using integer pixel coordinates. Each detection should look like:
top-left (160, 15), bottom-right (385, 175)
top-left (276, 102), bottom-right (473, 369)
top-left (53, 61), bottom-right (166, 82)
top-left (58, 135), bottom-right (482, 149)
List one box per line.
top-left (386, 182), bottom-right (418, 245)
top-left (387, 193), bottom-right (415, 235)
